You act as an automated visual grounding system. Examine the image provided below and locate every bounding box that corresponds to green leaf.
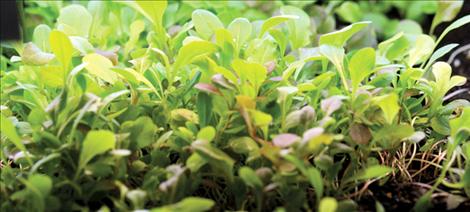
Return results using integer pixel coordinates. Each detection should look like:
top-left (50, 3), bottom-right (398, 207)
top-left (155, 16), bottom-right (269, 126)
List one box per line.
top-left (126, 117), bottom-right (157, 149)
top-left (378, 32), bottom-right (409, 62)
top-left (319, 22), bottom-right (370, 47)
top-left (151, 197), bottom-right (214, 212)
top-left (431, 1), bottom-right (464, 33)
top-left (57, 4), bottom-right (93, 37)
top-left (69, 36), bottom-right (94, 55)
top-left (245, 38), bottom-right (277, 64)
top-left (33, 24), bottom-right (51, 51)
top-left (336, 2), bottom-right (363, 23)
top-left (396, 20), bottom-right (422, 35)
top-left (280, 6), bottom-right (312, 49)
top-left (348, 47), bottom-right (375, 91)
top-left (373, 93), bottom-right (399, 124)
top-left (436, 15), bottom-right (470, 46)
top-left (351, 165), bottom-right (393, 181)
top-left (79, 130), bottom-right (116, 170)
top-left (39, 66), bottom-right (64, 87)
top-left (431, 115), bottom-right (450, 135)
top-left (192, 140), bottom-right (235, 182)
top-left (136, 0), bottom-right (167, 30)
top-left (192, 9), bottom-right (224, 40)
top-left (424, 43), bottom-right (458, 70)
top-left (22, 42), bottom-right (55, 65)
top-left (307, 167), bottom-right (324, 202)
top-left (450, 107), bottom-right (470, 140)
top-left (82, 53), bottom-right (119, 83)
top-left (407, 35), bottom-right (435, 66)
top-left (319, 197), bottom-right (338, 212)
top-left (197, 92), bottom-right (213, 127)
top-left (259, 15), bottom-right (298, 37)
top-left (27, 174), bottom-right (52, 197)
top-left (197, 126), bottom-right (216, 142)
top-left (49, 30), bottom-right (73, 71)
top-left (173, 41), bottom-right (218, 71)
top-left (112, 67), bottom-right (158, 94)
top-left (249, 109), bottom-right (272, 127)
top-left (229, 137), bottom-right (259, 157)
top-left (269, 28), bottom-right (289, 55)
top-left (239, 167), bottom-right (263, 188)
top-left (231, 59), bottom-right (267, 93)
top-left (429, 62), bottom-right (466, 110)
top-left (0, 114), bottom-right (31, 164)
top-left (228, 18), bottom-right (252, 48)
top-left (187, 153), bottom-right (207, 173)
top-left (125, 20), bottom-right (146, 53)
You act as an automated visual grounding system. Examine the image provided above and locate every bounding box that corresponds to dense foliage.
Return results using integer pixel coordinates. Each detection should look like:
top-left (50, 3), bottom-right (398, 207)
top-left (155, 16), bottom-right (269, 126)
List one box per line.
top-left (1, 1), bottom-right (469, 211)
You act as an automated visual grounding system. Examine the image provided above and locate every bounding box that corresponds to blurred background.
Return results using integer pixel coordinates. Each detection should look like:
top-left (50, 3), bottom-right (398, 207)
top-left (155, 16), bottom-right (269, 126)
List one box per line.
top-left (2, 0), bottom-right (469, 98)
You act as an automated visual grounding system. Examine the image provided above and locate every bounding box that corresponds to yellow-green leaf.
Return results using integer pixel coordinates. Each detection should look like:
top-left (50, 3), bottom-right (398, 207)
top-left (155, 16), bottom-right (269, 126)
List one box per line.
top-left (79, 130), bottom-right (116, 170)
top-left (173, 41), bottom-right (218, 71)
top-left (57, 4), bottom-right (92, 37)
top-left (349, 47), bottom-right (375, 91)
top-left (0, 114), bottom-right (31, 164)
top-left (49, 30), bottom-right (73, 71)
top-left (259, 15), bottom-right (298, 37)
top-left (192, 9), bottom-right (224, 40)
top-left (136, 0), bottom-right (167, 29)
top-left (231, 59), bottom-right (267, 93)
top-left (82, 53), bottom-right (118, 83)
top-left (373, 93), bottom-right (399, 124)
top-left (228, 18), bottom-right (252, 47)
top-left (319, 21), bottom-right (370, 47)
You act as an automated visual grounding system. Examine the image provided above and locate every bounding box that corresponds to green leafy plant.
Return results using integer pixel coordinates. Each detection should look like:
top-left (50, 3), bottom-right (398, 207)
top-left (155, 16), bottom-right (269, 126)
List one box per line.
top-left (1, 1), bottom-right (469, 211)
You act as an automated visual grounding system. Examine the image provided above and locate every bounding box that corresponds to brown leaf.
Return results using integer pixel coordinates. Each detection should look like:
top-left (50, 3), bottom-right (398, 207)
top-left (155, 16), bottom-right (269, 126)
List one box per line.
top-left (349, 123), bottom-right (371, 145)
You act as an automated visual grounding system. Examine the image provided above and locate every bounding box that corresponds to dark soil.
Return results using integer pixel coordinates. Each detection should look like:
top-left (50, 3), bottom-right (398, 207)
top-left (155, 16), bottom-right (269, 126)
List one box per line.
top-left (357, 181), bottom-right (470, 212)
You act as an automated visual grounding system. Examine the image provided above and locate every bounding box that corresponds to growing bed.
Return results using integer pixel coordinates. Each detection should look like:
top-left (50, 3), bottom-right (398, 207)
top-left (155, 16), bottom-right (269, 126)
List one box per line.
top-left (1, 1), bottom-right (469, 211)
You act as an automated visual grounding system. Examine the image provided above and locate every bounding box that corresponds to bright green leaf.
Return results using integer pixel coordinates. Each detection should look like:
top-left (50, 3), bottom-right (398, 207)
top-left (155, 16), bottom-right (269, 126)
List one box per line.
top-left (57, 4), bottom-right (93, 37)
top-left (336, 2), bottom-right (363, 23)
top-left (319, 197), bottom-right (338, 212)
top-left (33, 24), bottom-right (51, 51)
top-left (49, 30), bottom-right (73, 71)
top-left (280, 6), bottom-right (312, 49)
top-left (151, 197), bottom-right (214, 212)
top-left (349, 47), bottom-right (375, 91)
top-left (232, 59), bottom-right (267, 93)
top-left (352, 165), bottom-right (393, 181)
top-left (373, 93), bottom-right (399, 124)
top-left (259, 15), bottom-right (298, 37)
top-left (192, 9), bottom-right (224, 40)
top-left (197, 126), bottom-right (216, 142)
top-left (83, 53), bottom-right (118, 83)
top-left (173, 41), bottom-right (218, 71)
top-left (319, 21), bottom-right (370, 47)
top-left (136, 0), bottom-right (167, 30)
top-left (228, 18), bottom-right (252, 48)
top-left (79, 130), bottom-right (116, 170)
top-left (407, 35), bottom-right (435, 66)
